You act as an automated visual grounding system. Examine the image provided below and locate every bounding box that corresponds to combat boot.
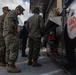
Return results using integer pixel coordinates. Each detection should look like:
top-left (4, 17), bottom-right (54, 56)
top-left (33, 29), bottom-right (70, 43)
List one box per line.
top-left (27, 60), bottom-right (32, 65)
top-left (6, 64), bottom-right (21, 73)
top-left (32, 61), bottom-right (42, 67)
top-left (0, 62), bottom-right (6, 67)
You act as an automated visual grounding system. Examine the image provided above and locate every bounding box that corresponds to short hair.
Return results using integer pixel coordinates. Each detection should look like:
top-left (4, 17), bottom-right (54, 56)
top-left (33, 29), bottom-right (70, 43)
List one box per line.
top-left (24, 21), bottom-right (27, 25)
top-left (33, 6), bottom-right (40, 13)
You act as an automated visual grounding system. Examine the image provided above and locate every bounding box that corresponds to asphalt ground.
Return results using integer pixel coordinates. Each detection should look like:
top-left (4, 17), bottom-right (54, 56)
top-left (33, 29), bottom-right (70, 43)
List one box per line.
top-left (0, 48), bottom-right (68, 75)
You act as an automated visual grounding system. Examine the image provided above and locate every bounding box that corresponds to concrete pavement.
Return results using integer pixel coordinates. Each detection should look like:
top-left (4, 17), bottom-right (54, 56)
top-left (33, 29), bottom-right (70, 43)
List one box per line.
top-left (0, 48), bottom-right (68, 75)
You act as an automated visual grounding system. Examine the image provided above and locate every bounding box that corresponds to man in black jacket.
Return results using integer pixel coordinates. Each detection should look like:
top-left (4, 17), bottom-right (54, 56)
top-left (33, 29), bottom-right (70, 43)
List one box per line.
top-left (20, 21), bottom-right (28, 57)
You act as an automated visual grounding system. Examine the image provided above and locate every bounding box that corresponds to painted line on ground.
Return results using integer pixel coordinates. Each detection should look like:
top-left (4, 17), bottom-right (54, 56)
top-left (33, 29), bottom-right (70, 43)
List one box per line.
top-left (40, 69), bottom-right (63, 75)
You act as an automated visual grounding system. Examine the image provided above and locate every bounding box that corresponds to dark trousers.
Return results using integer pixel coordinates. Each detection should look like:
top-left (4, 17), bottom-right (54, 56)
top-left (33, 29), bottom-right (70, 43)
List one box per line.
top-left (64, 26), bottom-right (76, 65)
top-left (28, 38), bottom-right (41, 61)
top-left (22, 37), bottom-right (27, 55)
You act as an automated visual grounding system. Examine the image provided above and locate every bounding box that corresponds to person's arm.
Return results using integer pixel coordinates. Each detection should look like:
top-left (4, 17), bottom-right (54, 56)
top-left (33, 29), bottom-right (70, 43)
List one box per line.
top-left (20, 30), bottom-right (22, 39)
top-left (26, 20), bottom-right (29, 32)
top-left (39, 16), bottom-right (45, 36)
top-left (7, 17), bottom-right (16, 35)
top-left (0, 16), bottom-right (4, 34)
top-left (0, 16), bottom-right (4, 25)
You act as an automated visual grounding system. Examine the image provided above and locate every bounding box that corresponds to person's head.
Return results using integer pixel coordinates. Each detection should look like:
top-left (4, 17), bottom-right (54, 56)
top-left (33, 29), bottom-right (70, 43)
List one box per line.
top-left (23, 21), bottom-right (27, 27)
top-left (2, 6), bottom-right (10, 15)
top-left (24, 21), bottom-right (27, 25)
top-left (15, 5), bottom-right (25, 15)
top-left (33, 6), bottom-right (40, 14)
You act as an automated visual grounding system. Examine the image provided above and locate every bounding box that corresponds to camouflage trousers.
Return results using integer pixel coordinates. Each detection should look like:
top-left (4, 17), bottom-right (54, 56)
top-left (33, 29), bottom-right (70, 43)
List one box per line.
top-left (4, 34), bottom-right (19, 65)
top-left (28, 38), bottom-right (41, 61)
top-left (0, 37), bottom-right (6, 63)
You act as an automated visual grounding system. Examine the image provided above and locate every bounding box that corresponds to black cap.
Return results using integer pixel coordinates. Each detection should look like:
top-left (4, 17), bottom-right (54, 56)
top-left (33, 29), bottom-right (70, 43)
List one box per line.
top-left (16, 5), bottom-right (25, 15)
top-left (2, 6), bottom-right (10, 11)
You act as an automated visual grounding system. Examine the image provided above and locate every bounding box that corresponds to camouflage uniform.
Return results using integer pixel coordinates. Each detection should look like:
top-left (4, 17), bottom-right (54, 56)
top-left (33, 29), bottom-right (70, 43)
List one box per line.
top-left (0, 15), bottom-right (6, 63)
top-left (26, 14), bottom-right (45, 61)
top-left (3, 10), bottom-right (19, 65)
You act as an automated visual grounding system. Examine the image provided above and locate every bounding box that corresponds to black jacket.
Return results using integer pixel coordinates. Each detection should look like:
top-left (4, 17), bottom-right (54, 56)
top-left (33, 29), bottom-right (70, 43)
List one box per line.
top-left (20, 26), bottom-right (28, 39)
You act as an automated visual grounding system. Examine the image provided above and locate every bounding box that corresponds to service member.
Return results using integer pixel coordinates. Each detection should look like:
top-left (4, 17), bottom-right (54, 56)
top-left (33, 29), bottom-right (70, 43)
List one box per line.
top-left (0, 6), bottom-right (10, 67)
top-left (3, 5), bottom-right (25, 73)
top-left (26, 6), bottom-right (45, 67)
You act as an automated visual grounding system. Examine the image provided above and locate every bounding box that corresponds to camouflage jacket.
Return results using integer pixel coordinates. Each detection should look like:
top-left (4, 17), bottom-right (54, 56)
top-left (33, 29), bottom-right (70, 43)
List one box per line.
top-left (26, 14), bottom-right (45, 38)
top-left (3, 10), bottom-right (19, 37)
top-left (0, 15), bottom-right (5, 38)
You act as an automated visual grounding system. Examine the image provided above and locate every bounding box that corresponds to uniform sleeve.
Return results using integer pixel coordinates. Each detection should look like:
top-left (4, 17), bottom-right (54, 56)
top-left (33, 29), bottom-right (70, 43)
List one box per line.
top-left (0, 17), bottom-right (3, 25)
top-left (7, 17), bottom-right (15, 34)
top-left (0, 16), bottom-right (4, 32)
top-left (39, 16), bottom-right (45, 36)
